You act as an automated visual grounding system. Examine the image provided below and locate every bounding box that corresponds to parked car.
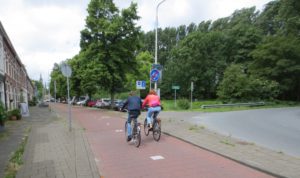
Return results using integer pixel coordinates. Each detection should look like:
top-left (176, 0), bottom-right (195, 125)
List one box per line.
top-left (117, 100), bottom-right (127, 112)
top-left (76, 96), bottom-right (89, 106)
top-left (95, 98), bottom-right (110, 108)
top-left (87, 100), bottom-right (97, 107)
top-left (111, 99), bottom-right (123, 111)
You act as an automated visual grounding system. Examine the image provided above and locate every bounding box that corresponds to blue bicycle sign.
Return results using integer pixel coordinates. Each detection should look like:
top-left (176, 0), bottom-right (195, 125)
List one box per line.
top-left (150, 69), bottom-right (160, 82)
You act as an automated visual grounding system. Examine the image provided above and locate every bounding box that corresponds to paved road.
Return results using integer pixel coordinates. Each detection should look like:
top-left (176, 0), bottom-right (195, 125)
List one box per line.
top-left (160, 107), bottom-right (300, 157)
top-left (51, 103), bottom-right (273, 178)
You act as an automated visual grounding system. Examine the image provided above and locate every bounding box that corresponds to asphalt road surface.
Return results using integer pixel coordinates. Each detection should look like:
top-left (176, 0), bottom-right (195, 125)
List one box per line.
top-left (161, 107), bottom-right (300, 157)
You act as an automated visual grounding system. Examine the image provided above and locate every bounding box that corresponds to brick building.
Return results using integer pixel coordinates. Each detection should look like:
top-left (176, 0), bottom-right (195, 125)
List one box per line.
top-left (0, 21), bottom-right (34, 110)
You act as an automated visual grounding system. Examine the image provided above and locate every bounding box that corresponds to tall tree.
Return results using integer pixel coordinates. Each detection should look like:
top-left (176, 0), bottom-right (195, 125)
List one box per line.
top-left (162, 31), bottom-right (227, 99)
top-left (50, 63), bottom-right (67, 100)
top-left (79, 0), bottom-right (141, 105)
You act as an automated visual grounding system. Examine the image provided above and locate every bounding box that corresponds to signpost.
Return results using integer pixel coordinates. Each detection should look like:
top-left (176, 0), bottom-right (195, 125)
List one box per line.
top-left (172, 85), bottom-right (180, 107)
top-left (61, 62), bottom-right (72, 131)
top-left (150, 64), bottom-right (162, 91)
top-left (191, 82), bottom-right (193, 109)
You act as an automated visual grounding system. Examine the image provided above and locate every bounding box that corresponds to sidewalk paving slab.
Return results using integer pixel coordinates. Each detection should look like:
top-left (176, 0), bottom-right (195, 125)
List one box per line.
top-left (15, 106), bottom-right (100, 178)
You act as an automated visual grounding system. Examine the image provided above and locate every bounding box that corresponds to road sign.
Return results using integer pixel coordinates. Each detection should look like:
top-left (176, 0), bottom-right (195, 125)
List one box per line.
top-left (136, 81), bottom-right (146, 90)
top-left (172, 86), bottom-right (180, 90)
top-left (150, 69), bottom-right (160, 82)
top-left (152, 63), bottom-right (162, 70)
top-left (61, 63), bottom-right (72, 77)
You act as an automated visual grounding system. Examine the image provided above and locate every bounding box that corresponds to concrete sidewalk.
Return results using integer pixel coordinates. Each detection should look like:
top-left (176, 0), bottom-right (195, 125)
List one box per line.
top-left (16, 107), bottom-right (99, 178)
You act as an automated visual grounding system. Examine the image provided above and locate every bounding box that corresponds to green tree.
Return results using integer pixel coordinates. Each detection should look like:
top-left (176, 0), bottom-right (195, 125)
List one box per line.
top-left (50, 63), bottom-right (67, 100)
top-left (79, 0), bottom-right (141, 105)
top-left (217, 64), bottom-right (279, 101)
top-left (162, 31), bottom-right (227, 99)
top-left (32, 80), bottom-right (44, 100)
top-left (250, 36), bottom-right (300, 100)
top-left (125, 51), bottom-right (152, 91)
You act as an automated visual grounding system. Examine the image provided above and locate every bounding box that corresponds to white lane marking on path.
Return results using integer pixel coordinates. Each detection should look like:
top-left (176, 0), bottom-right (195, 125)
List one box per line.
top-left (115, 129), bottom-right (123, 132)
top-left (192, 116), bottom-right (202, 119)
top-left (106, 123), bottom-right (110, 126)
top-left (150, 155), bottom-right (165, 160)
top-left (95, 158), bottom-right (99, 162)
top-left (102, 116), bottom-right (111, 119)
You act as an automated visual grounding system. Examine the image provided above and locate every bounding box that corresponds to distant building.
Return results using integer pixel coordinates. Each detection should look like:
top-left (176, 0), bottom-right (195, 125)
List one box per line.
top-left (0, 21), bottom-right (34, 110)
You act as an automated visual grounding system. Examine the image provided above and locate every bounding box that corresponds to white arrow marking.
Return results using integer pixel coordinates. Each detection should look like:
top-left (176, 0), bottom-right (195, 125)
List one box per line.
top-left (150, 155), bottom-right (165, 160)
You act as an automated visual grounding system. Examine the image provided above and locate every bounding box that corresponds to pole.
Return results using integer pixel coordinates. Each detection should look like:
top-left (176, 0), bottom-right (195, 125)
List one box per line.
top-left (191, 82), bottom-right (193, 109)
top-left (174, 89), bottom-right (177, 108)
top-left (67, 77), bottom-right (72, 131)
top-left (48, 82), bottom-right (50, 101)
top-left (155, 0), bottom-right (166, 91)
top-left (54, 80), bottom-right (56, 103)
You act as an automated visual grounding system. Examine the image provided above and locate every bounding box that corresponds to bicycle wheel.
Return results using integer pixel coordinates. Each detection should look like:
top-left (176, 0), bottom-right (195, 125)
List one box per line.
top-left (144, 118), bottom-right (149, 136)
top-left (124, 121), bottom-right (128, 142)
top-left (134, 129), bottom-right (141, 147)
top-left (152, 120), bottom-right (161, 141)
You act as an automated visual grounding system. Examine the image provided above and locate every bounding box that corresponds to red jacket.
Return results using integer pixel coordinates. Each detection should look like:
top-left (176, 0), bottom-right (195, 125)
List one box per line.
top-left (142, 94), bottom-right (161, 108)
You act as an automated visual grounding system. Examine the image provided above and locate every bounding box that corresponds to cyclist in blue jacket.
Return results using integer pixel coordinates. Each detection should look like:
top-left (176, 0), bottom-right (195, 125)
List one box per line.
top-left (121, 91), bottom-right (142, 141)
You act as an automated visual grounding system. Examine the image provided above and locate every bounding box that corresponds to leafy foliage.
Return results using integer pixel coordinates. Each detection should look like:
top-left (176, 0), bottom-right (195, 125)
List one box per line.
top-left (177, 99), bottom-right (190, 110)
top-left (0, 102), bottom-right (7, 124)
top-left (79, 0), bottom-right (141, 103)
top-left (217, 64), bottom-right (279, 101)
top-left (49, 0), bottom-right (300, 102)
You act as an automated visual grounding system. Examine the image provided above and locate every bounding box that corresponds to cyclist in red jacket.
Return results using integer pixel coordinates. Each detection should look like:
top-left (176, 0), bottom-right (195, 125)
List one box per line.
top-left (142, 89), bottom-right (161, 128)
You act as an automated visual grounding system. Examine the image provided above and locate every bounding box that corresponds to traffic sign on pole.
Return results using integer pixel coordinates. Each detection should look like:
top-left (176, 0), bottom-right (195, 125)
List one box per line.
top-left (172, 86), bottom-right (180, 90)
top-left (150, 69), bottom-right (160, 82)
top-left (136, 80), bottom-right (146, 90)
top-left (61, 63), bottom-right (72, 77)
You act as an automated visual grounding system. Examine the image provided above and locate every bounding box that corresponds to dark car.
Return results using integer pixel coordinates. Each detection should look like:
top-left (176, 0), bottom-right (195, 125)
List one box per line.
top-left (116, 100), bottom-right (127, 112)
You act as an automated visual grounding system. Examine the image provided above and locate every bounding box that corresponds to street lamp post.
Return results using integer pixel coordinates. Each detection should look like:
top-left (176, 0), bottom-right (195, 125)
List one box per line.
top-left (154, 0), bottom-right (166, 91)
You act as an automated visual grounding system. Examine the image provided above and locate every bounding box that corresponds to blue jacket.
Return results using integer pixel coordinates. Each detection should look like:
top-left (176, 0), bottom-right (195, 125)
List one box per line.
top-left (122, 96), bottom-right (142, 111)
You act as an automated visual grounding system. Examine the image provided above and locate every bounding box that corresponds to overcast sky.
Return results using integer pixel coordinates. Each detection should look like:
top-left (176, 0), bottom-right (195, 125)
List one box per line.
top-left (0, 0), bottom-right (271, 83)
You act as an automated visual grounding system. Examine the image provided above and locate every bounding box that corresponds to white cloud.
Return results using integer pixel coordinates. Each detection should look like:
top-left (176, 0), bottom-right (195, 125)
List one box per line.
top-left (0, 0), bottom-right (272, 84)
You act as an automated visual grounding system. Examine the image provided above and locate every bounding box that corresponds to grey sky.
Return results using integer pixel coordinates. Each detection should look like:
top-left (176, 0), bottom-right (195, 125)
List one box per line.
top-left (0, 0), bottom-right (271, 83)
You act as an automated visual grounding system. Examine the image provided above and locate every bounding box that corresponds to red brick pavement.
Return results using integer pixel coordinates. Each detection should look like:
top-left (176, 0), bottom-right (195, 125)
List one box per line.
top-left (51, 103), bottom-right (273, 178)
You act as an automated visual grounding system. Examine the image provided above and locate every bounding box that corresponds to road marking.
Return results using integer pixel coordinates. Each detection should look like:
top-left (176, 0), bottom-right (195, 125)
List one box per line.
top-left (192, 116), bottom-right (201, 119)
top-left (106, 123), bottom-right (110, 126)
top-left (115, 129), bottom-right (123, 132)
top-left (102, 116), bottom-right (111, 119)
top-left (95, 158), bottom-right (100, 162)
top-left (150, 155), bottom-right (165, 160)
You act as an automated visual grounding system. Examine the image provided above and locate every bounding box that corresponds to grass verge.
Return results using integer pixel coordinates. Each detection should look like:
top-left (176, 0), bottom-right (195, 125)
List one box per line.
top-left (162, 100), bottom-right (300, 112)
top-left (4, 127), bottom-right (30, 178)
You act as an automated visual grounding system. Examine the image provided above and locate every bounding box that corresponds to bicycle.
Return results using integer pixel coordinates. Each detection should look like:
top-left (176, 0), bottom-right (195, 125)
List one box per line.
top-left (124, 112), bottom-right (141, 147)
top-left (144, 111), bottom-right (161, 141)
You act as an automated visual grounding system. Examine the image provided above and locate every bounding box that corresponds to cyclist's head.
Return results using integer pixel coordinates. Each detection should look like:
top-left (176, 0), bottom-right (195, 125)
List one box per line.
top-left (129, 90), bottom-right (136, 96)
top-left (149, 89), bottom-right (157, 95)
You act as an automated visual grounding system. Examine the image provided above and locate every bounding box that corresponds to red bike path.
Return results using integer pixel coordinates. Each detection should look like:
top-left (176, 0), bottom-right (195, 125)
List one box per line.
top-left (51, 104), bottom-right (273, 178)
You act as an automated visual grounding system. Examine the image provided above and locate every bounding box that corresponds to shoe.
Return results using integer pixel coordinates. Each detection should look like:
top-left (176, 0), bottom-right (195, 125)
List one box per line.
top-left (127, 135), bottom-right (132, 142)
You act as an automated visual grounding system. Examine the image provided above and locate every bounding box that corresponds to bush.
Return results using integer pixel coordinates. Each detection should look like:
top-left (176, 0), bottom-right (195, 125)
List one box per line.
top-left (217, 64), bottom-right (279, 101)
top-left (177, 99), bottom-right (190, 110)
top-left (29, 97), bottom-right (38, 106)
top-left (0, 102), bottom-right (7, 125)
top-left (7, 109), bottom-right (22, 120)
